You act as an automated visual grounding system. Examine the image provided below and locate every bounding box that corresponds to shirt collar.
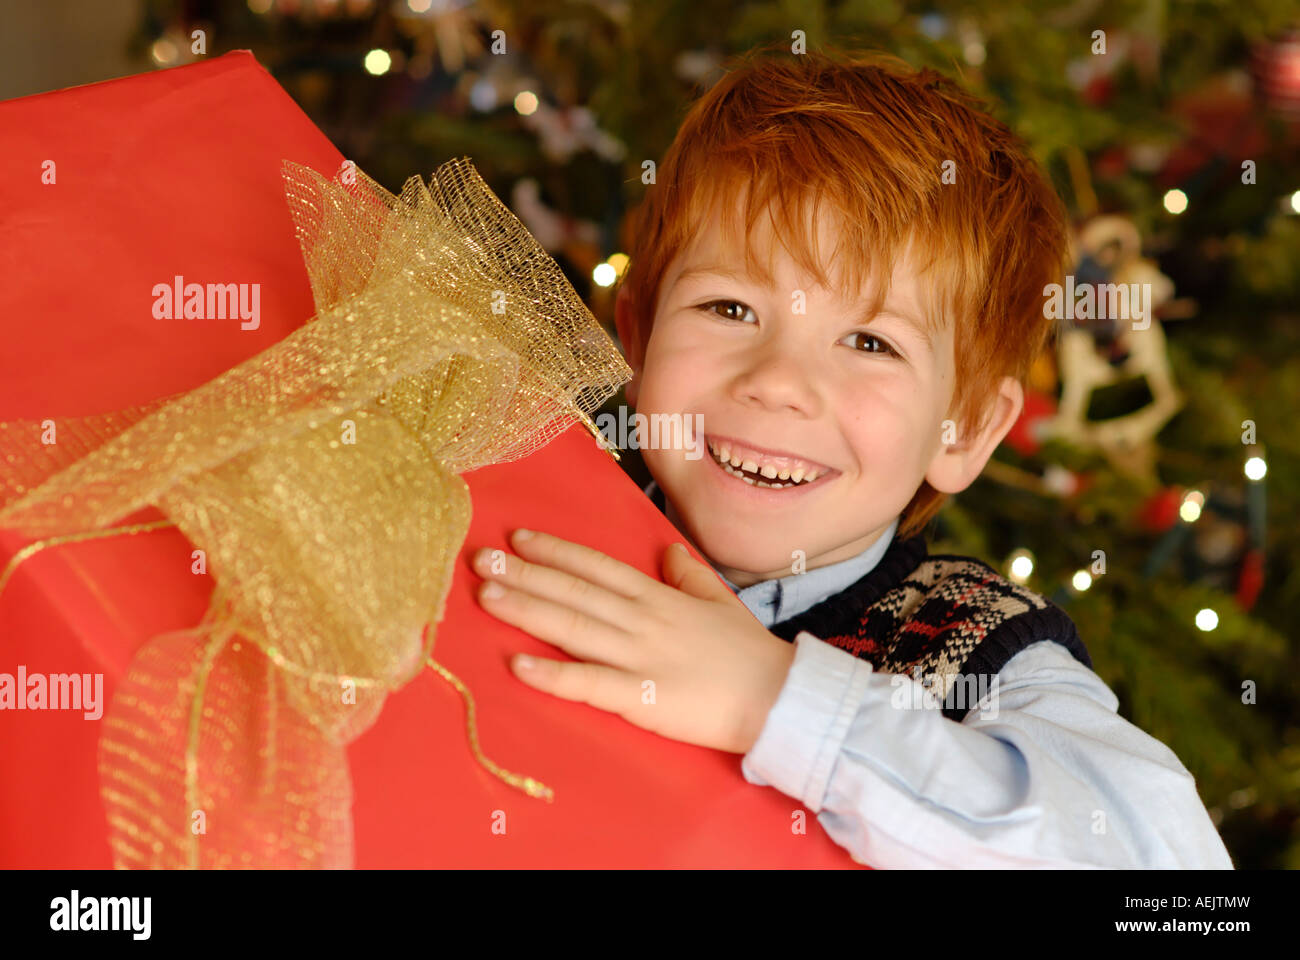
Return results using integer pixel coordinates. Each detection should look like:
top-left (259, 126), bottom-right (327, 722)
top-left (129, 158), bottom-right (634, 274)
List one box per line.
top-left (642, 479), bottom-right (901, 629)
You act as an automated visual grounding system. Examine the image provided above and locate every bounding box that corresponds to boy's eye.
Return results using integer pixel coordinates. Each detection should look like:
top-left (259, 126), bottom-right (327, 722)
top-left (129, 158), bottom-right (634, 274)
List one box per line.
top-left (699, 299), bottom-right (757, 324)
top-left (695, 300), bottom-right (899, 358)
top-left (841, 331), bottom-right (899, 357)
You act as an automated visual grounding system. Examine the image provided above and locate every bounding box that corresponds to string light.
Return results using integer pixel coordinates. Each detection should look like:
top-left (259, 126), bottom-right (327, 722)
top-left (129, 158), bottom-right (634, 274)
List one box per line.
top-left (1163, 189), bottom-right (1189, 214)
top-left (1245, 456), bottom-right (1267, 481)
top-left (364, 49), bottom-right (392, 75)
top-left (1071, 570), bottom-right (1093, 592)
top-left (592, 253), bottom-right (630, 288)
top-left (469, 77), bottom-right (498, 111)
top-left (514, 91), bottom-right (539, 116)
top-left (1006, 548), bottom-right (1035, 584)
top-left (1195, 608), bottom-right (1219, 631)
top-left (150, 37), bottom-right (179, 65)
top-left (1179, 489), bottom-right (1205, 523)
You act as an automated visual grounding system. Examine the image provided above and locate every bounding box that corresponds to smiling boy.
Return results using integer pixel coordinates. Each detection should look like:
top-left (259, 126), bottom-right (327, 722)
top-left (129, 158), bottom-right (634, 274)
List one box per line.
top-left (470, 45), bottom-right (1233, 868)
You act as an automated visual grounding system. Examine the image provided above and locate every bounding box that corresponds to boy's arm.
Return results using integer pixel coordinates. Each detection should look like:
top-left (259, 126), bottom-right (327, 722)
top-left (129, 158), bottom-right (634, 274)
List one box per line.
top-left (742, 634), bottom-right (1235, 869)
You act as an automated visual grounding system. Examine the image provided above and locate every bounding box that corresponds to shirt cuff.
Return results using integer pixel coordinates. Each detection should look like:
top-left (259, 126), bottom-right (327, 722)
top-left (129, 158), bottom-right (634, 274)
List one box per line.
top-left (741, 630), bottom-right (874, 812)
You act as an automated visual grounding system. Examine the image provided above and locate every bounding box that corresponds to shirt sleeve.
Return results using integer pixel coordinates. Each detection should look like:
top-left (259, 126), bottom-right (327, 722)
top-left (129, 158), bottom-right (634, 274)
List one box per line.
top-left (740, 631), bottom-right (1235, 869)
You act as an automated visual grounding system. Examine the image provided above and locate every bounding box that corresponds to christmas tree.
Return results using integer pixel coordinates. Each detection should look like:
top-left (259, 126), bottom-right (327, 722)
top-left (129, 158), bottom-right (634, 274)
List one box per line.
top-left (133, 0), bottom-right (1300, 868)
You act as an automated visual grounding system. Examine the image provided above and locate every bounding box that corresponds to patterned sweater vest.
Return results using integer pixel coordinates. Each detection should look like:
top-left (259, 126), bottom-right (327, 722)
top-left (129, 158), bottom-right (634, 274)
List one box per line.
top-left (644, 482), bottom-right (1092, 721)
top-left (766, 530), bottom-right (1093, 721)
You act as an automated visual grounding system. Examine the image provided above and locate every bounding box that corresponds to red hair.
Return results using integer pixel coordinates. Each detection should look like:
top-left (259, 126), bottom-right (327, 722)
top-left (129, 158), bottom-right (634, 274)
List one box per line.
top-left (619, 43), bottom-right (1069, 539)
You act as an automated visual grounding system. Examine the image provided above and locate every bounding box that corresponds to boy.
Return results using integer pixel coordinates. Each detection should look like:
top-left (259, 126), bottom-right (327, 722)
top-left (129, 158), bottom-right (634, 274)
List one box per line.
top-left (470, 45), bottom-right (1233, 868)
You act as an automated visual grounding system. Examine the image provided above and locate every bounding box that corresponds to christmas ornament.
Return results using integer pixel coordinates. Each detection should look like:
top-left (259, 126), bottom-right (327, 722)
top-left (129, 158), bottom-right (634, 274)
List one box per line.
top-left (510, 177), bottom-right (603, 266)
top-left (1004, 386), bottom-right (1058, 458)
top-left (1252, 27), bottom-right (1300, 123)
top-left (521, 101), bottom-right (627, 164)
top-left (1039, 215), bottom-right (1184, 481)
top-left (1141, 484), bottom-right (1267, 611)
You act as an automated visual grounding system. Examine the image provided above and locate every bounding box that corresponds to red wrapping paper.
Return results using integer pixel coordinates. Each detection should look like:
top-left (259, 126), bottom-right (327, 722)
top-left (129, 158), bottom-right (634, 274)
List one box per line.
top-left (0, 51), bottom-right (861, 868)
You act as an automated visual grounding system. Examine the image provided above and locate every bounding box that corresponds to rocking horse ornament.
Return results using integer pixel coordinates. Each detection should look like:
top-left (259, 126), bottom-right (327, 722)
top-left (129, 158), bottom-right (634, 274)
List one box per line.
top-left (1039, 214), bottom-right (1185, 480)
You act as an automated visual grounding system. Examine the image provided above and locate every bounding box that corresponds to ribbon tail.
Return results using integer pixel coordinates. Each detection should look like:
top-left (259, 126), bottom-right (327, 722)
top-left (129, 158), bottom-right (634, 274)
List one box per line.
top-left (99, 620), bottom-right (354, 868)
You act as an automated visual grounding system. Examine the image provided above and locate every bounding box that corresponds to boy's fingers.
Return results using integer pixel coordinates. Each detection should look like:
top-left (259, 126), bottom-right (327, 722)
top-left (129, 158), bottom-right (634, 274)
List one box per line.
top-left (476, 546), bottom-right (637, 628)
top-left (663, 542), bottom-right (734, 602)
top-left (512, 654), bottom-right (642, 718)
top-left (480, 579), bottom-right (636, 669)
top-left (506, 529), bottom-right (657, 601)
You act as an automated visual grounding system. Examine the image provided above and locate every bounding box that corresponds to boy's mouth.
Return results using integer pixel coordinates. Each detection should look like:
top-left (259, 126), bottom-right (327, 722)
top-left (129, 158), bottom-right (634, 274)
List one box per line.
top-left (704, 434), bottom-right (839, 491)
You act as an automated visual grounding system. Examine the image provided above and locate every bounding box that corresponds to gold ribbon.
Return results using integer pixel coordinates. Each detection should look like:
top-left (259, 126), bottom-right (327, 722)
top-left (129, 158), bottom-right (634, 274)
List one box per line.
top-left (0, 158), bottom-right (630, 867)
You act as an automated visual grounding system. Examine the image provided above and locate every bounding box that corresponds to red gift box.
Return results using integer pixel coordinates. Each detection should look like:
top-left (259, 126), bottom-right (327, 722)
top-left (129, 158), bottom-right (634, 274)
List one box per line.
top-left (0, 51), bottom-right (860, 868)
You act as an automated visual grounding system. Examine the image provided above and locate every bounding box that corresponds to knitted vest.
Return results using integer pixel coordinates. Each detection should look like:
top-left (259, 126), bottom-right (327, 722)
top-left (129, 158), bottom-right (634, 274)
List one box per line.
top-left (767, 530), bottom-right (1093, 720)
top-left (647, 484), bottom-right (1092, 721)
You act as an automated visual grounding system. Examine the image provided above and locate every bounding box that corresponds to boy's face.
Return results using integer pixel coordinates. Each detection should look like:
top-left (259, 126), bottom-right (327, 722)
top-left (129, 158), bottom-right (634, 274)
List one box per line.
top-left (621, 197), bottom-right (1017, 588)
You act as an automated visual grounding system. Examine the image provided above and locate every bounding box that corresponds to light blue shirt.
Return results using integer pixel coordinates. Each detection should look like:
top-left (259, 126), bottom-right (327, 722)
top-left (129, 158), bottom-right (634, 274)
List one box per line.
top-left (718, 517), bottom-right (900, 625)
top-left (644, 480), bottom-right (1234, 868)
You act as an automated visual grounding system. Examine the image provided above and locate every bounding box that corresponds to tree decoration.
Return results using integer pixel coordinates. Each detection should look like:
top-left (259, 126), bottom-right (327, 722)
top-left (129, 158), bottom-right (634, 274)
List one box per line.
top-left (1039, 215), bottom-right (1184, 482)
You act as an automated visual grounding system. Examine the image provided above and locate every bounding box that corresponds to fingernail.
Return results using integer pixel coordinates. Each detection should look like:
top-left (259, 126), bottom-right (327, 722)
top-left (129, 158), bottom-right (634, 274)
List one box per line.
top-left (482, 581), bottom-right (506, 599)
top-left (515, 653), bottom-right (535, 670)
top-left (515, 528), bottom-right (534, 541)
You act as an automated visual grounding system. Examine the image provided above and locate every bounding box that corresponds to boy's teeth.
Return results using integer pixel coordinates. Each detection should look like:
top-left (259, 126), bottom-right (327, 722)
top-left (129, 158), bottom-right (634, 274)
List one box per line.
top-left (706, 437), bottom-right (829, 489)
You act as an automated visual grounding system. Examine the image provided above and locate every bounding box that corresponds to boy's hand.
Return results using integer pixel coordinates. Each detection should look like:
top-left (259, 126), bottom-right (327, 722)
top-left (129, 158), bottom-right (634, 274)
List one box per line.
top-left (470, 529), bottom-right (796, 755)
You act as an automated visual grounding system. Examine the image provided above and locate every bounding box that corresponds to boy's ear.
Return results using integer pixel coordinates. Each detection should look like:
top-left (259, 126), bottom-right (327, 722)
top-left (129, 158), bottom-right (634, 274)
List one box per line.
top-left (925, 377), bottom-right (1025, 495)
top-left (613, 284), bottom-right (644, 408)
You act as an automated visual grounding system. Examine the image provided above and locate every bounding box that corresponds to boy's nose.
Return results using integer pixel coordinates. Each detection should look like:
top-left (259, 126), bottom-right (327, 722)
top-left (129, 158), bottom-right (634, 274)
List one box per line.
top-left (729, 342), bottom-right (822, 416)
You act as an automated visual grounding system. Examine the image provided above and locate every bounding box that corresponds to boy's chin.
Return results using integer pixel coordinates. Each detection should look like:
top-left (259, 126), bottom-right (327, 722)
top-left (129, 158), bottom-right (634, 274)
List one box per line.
top-left (687, 534), bottom-right (800, 581)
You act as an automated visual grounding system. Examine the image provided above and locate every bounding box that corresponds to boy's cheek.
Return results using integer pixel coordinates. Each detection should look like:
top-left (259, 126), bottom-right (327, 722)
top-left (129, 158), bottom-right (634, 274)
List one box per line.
top-left (636, 443), bottom-right (673, 493)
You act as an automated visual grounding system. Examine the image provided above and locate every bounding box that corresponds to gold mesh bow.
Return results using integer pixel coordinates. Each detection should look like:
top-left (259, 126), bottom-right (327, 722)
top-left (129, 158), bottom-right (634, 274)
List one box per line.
top-left (0, 158), bottom-right (631, 867)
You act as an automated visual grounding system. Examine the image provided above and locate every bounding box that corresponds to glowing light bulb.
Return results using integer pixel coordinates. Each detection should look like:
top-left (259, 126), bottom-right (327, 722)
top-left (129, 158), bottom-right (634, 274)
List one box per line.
top-left (1006, 549), bottom-right (1034, 584)
top-left (364, 49), bottom-right (392, 75)
top-left (514, 90), bottom-right (539, 115)
top-left (150, 37), bottom-right (178, 65)
top-left (606, 252), bottom-right (630, 277)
